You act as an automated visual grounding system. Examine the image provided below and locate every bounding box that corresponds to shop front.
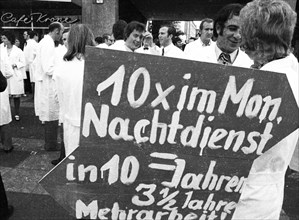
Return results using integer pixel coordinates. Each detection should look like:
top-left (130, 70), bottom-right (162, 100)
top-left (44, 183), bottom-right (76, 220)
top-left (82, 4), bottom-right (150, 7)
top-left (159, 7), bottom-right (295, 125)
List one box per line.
top-left (0, 0), bottom-right (81, 47)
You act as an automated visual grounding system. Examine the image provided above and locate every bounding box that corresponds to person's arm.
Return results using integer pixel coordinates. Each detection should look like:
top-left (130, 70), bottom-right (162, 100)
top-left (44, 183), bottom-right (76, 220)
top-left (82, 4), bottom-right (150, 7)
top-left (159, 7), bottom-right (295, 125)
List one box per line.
top-left (0, 70), bottom-right (7, 92)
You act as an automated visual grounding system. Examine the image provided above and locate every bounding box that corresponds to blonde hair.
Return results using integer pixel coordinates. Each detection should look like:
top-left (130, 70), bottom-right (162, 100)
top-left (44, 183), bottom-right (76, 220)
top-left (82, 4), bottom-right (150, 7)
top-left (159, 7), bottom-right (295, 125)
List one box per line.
top-left (240, 0), bottom-right (297, 64)
top-left (64, 24), bottom-right (96, 61)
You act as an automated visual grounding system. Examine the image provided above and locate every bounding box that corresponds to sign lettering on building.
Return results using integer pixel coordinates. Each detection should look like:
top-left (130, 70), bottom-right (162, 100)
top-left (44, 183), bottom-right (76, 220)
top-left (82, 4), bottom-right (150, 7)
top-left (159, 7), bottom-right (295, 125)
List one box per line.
top-left (1, 12), bottom-right (79, 27)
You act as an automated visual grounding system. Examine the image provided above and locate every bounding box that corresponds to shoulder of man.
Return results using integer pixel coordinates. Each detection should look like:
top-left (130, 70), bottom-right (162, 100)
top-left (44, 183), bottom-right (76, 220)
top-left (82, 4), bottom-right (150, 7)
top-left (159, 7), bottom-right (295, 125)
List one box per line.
top-left (234, 49), bottom-right (253, 68)
top-left (185, 43), bottom-right (215, 62)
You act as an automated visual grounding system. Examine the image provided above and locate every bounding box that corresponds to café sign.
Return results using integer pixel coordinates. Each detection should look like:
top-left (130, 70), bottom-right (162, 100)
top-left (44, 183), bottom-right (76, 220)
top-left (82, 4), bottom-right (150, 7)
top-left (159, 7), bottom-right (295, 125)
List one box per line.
top-left (1, 12), bottom-right (79, 27)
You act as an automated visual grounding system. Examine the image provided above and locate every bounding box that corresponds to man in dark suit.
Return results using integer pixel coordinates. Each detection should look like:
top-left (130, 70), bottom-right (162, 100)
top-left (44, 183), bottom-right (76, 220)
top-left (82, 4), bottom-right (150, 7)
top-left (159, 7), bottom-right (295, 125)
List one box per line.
top-left (0, 70), bottom-right (14, 219)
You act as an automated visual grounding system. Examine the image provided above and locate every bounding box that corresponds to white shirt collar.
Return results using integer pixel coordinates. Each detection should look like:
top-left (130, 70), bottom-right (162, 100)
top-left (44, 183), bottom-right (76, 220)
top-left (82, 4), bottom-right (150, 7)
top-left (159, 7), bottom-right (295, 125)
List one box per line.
top-left (199, 38), bottom-right (211, 46)
top-left (215, 43), bottom-right (239, 63)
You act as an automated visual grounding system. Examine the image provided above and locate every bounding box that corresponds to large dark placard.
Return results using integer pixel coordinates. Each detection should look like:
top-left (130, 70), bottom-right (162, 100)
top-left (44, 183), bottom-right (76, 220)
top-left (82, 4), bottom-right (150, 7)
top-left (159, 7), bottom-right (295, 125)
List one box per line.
top-left (40, 47), bottom-right (299, 220)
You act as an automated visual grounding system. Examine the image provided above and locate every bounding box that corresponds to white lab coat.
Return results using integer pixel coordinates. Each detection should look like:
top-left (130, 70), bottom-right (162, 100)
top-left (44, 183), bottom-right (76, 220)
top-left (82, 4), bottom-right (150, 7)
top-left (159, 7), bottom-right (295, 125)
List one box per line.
top-left (109, 41), bottom-right (134, 52)
top-left (0, 46), bottom-right (12, 126)
top-left (53, 44), bottom-right (67, 124)
top-left (108, 40), bottom-right (125, 50)
top-left (233, 54), bottom-right (299, 220)
top-left (161, 43), bottom-right (186, 59)
top-left (0, 45), bottom-right (25, 95)
top-left (184, 38), bottom-right (215, 58)
top-left (24, 39), bottom-right (38, 82)
top-left (34, 35), bottom-right (59, 121)
top-left (54, 57), bottom-right (84, 155)
top-left (186, 43), bottom-right (253, 68)
top-left (97, 43), bottom-right (109, 49)
top-left (0, 86), bottom-right (11, 126)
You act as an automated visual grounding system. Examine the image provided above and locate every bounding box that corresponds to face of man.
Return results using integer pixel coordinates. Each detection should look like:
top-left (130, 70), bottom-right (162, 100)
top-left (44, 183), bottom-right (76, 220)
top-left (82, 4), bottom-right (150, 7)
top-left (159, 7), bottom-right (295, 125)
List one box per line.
top-left (216, 15), bottom-right (242, 53)
top-left (125, 29), bottom-right (143, 51)
top-left (143, 36), bottom-right (153, 49)
top-left (14, 39), bottom-right (20, 48)
top-left (34, 35), bottom-right (39, 42)
top-left (105, 36), bottom-right (113, 46)
top-left (54, 25), bottom-right (64, 42)
top-left (110, 35), bottom-right (115, 45)
top-left (158, 27), bottom-right (172, 47)
top-left (23, 31), bottom-right (29, 40)
top-left (200, 22), bottom-right (213, 44)
top-left (62, 32), bottom-right (69, 48)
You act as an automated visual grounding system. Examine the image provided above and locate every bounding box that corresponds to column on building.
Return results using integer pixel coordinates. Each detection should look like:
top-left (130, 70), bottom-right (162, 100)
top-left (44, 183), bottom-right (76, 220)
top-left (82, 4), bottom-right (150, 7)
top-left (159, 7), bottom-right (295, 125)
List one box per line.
top-left (81, 0), bottom-right (118, 38)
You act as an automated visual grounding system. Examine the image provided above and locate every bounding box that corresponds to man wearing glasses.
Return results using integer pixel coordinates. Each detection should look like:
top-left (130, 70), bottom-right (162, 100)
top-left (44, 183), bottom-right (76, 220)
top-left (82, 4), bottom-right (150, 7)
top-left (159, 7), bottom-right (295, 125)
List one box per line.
top-left (189, 3), bottom-right (252, 68)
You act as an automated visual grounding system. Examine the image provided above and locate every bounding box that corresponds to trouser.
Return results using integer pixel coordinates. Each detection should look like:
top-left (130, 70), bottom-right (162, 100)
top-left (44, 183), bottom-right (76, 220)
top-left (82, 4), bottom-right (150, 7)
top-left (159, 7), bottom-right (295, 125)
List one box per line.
top-left (24, 71), bottom-right (31, 94)
top-left (0, 173), bottom-right (9, 217)
top-left (63, 121), bottom-right (80, 156)
top-left (44, 120), bottom-right (59, 151)
top-left (0, 124), bottom-right (12, 151)
top-left (58, 124), bottom-right (65, 159)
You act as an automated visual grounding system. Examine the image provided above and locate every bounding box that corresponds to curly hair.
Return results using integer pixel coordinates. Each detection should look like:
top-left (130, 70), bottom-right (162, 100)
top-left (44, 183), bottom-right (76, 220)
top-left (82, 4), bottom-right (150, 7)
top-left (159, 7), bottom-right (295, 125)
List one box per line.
top-left (1, 30), bottom-right (16, 45)
top-left (240, 0), bottom-right (297, 63)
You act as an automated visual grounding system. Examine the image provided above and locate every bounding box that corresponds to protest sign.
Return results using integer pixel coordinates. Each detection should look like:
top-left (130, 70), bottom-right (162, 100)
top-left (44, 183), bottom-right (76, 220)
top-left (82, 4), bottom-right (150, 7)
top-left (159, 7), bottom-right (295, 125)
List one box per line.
top-left (40, 47), bottom-right (299, 220)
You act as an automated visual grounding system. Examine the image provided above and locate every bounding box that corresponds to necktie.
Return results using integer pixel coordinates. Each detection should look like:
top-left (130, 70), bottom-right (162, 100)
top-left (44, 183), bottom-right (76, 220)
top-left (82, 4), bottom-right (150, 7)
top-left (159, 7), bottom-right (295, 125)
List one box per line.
top-left (162, 48), bottom-right (165, 56)
top-left (202, 42), bottom-right (210, 47)
top-left (218, 52), bottom-right (232, 65)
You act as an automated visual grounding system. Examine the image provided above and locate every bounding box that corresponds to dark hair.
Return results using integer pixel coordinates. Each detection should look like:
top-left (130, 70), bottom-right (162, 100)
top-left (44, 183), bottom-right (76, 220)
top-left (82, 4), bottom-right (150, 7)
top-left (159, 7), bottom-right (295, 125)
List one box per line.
top-left (28, 30), bottom-right (37, 39)
top-left (199, 18), bottom-right (214, 31)
top-left (102, 33), bottom-right (110, 41)
top-left (2, 30), bottom-right (16, 44)
top-left (214, 3), bottom-right (243, 37)
top-left (160, 25), bottom-right (176, 38)
top-left (112, 20), bottom-right (127, 40)
top-left (95, 36), bottom-right (103, 44)
top-left (172, 36), bottom-right (182, 44)
top-left (124, 21), bottom-right (145, 40)
top-left (64, 24), bottom-right (96, 61)
top-left (49, 22), bottom-right (63, 33)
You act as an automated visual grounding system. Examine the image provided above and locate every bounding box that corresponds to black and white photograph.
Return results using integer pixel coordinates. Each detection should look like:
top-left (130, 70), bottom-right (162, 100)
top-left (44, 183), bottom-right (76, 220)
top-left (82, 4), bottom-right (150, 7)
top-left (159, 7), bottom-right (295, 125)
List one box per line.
top-left (0, 0), bottom-right (298, 219)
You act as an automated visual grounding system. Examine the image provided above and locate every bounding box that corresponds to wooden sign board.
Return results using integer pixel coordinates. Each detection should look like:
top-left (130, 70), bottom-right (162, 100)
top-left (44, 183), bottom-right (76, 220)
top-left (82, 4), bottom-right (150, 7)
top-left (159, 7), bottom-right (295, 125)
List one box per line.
top-left (40, 47), bottom-right (299, 220)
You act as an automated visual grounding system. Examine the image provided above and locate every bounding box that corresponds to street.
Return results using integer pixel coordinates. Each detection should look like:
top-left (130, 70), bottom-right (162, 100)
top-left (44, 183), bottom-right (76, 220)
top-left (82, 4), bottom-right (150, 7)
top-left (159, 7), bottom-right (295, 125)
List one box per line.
top-left (0, 94), bottom-right (298, 220)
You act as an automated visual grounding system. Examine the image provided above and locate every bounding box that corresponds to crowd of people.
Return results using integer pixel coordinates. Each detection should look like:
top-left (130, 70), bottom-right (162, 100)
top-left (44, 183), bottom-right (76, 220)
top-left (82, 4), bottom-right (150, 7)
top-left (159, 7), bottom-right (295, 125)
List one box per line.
top-left (0, 0), bottom-right (298, 219)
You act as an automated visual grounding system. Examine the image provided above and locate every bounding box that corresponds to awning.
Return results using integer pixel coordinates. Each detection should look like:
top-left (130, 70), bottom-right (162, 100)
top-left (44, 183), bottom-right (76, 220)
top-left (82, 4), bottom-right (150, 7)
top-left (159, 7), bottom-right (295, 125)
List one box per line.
top-left (0, 0), bottom-right (81, 15)
top-left (129, 0), bottom-right (296, 20)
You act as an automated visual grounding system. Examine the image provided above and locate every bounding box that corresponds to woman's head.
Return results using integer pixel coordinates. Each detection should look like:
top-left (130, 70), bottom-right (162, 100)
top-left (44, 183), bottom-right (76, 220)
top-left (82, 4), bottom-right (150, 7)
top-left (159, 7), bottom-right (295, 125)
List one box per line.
top-left (1, 31), bottom-right (15, 46)
top-left (240, 0), bottom-right (297, 65)
top-left (14, 37), bottom-right (21, 48)
top-left (64, 24), bottom-right (96, 61)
